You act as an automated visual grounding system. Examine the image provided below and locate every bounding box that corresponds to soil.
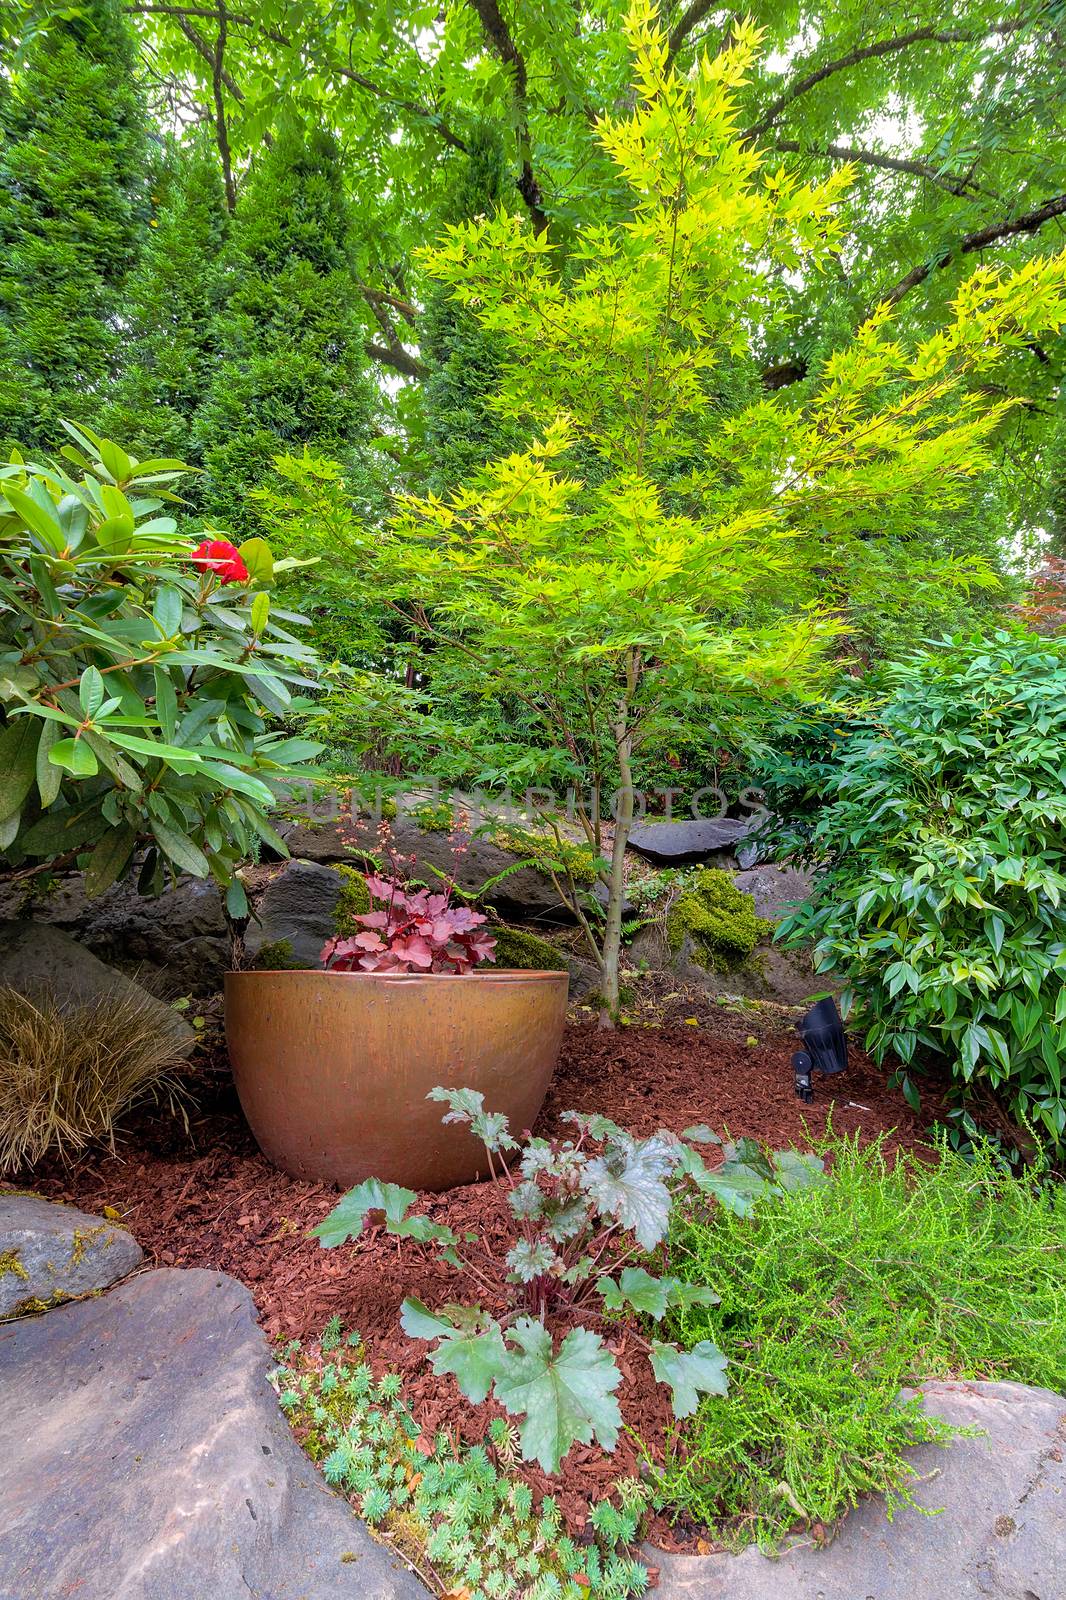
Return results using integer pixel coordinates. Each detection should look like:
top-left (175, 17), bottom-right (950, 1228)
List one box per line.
top-left (27, 1015), bottom-right (943, 1552)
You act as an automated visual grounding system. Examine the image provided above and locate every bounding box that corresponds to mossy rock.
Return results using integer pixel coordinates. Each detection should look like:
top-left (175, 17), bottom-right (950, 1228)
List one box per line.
top-left (251, 938), bottom-right (307, 971)
top-left (666, 869), bottom-right (775, 971)
top-left (490, 926), bottom-right (570, 972)
top-left (487, 824), bottom-right (597, 885)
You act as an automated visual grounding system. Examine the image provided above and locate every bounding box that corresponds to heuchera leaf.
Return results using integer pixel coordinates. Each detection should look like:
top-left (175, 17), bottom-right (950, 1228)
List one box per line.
top-left (492, 1319), bottom-right (623, 1474)
top-left (649, 1338), bottom-right (729, 1416)
top-left (401, 1298), bottom-right (508, 1404)
top-left (580, 1138), bottom-right (675, 1249)
top-left (312, 1178), bottom-right (417, 1247)
top-left (598, 1265), bottom-right (671, 1320)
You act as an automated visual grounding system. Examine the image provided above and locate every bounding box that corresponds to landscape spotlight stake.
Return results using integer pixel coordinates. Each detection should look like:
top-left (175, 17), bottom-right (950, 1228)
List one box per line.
top-left (792, 997), bottom-right (848, 1103)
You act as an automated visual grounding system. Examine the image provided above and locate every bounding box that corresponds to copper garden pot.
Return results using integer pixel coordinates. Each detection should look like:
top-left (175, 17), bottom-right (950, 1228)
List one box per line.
top-left (224, 968), bottom-right (569, 1190)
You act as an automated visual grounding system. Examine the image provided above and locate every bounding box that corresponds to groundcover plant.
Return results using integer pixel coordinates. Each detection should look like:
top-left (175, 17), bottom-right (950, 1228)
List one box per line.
top-left (314, 1087), bottom-right (823, 1473)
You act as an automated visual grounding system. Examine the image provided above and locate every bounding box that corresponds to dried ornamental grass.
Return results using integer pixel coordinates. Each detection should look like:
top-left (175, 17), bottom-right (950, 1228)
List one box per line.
top-left (0, 984), bottom-right (194, 1173)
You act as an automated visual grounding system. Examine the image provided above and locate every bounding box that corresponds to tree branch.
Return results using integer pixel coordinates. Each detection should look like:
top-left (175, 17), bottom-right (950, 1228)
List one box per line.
top-left (210, 1), bottom-right (237, 211)
top-left (365, 341), bottom-right (428, 381)
top-left (760, 189), bottom-right (1066, 390)
top-left (746, 22), bottom-right (1026, 141)
top-left (770, 138), bottom-right (996, 199)
top-left (882, 191), bottom-right (1066, 305)
top-left (466, 0), bottom-right (549, 233)
top-left (666, 0), bottom-right (715, 63)
top-left (127, 4), bottom-right (469, 152)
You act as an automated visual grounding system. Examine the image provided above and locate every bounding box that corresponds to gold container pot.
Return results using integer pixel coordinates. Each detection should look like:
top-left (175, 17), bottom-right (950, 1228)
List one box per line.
top-left (224, 968), bottom-right (569, 1190)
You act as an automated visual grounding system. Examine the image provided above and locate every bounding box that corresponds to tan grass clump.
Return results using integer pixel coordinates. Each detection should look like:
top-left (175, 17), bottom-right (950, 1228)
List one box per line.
top-left (0, 984), bottom-right (194, 1174)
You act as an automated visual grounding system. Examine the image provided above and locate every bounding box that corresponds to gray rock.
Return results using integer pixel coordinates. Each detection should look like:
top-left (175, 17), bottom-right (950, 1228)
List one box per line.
top-left (0, 1267), bottom-right (425, 1600)
top-left (0, 875), bottom-right (229, 996)
top-left (732, 863), bottom-right (815, 920)
top-left (653, 1379), bottom-right (1066, 1600)
top-left (245, 858), bottom-right (346, 969)
top-left (0, 920), bottom-right (194, 1044)
top-left (281, 810), bottom-right (588, 924)
top-left (628, 817), bottom-right (755, 864)
top-left (0, 1192), bottom-right (143, 1318)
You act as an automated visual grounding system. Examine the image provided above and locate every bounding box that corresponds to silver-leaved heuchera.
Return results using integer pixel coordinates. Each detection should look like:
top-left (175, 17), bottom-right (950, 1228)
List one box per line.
top-left (313, 1090), bottom-right (824, 1472)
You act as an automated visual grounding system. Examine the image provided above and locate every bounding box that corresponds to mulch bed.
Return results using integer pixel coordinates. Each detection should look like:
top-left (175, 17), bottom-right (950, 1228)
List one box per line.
top-left (29, 1019), bottom-right (939, 1550)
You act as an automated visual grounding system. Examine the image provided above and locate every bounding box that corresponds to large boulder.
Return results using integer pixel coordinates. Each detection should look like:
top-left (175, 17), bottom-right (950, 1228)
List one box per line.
top-left (0, 920), bottom-right (194, 1044)
top-left (731, 862), bottom-right (816, 920)
top-left (244, 859), bottom-right (348, 969)
top-left (0, 1192), bottom-right (143, 1319)
top-left (652, 1379), bottom-right (1066, 1600)
top-left (628, 817), bottom-right (756, 865)
top-left (0, 1267), bottom-right (424, 1600)
top-left (280, 808), bottom-right (591, 924)
top-left (0, 875), bottom-right (229, 997)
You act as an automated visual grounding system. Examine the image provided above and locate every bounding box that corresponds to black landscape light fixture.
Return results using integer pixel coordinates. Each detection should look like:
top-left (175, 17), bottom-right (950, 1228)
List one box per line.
top-left (792, 997), bottom-right (848, 1103)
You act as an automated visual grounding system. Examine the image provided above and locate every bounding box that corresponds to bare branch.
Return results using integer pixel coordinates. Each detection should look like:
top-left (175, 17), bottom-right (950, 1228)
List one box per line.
top-left (666, 0), bottom-right (715, 63)
top-left (365, 341), bottom-right (428, 381)
top-left (746, 22), bottom-right (1026, 141)
top-left (466, 0), bottom-right (549, 233)
top-left (770, 138), bottom-right (997, 199)
top-left (882, 191), bottom-right (1066, 305)
top-left (210, 1), bottom-right (237, 211)
top-left (127, 4), bottom-right (469, 152)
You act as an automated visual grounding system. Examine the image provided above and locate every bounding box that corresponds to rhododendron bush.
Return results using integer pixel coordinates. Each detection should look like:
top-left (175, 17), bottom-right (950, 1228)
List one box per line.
top-left (321, 874), bottom-right (497, 974)
top-left (0, 422), bottom-right (322, 910)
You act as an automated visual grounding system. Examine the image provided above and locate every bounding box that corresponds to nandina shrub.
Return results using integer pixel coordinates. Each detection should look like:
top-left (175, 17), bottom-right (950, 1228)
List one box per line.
top-left (779, 632), bottom-right (1066, 1143)
top-left (320, 873), bottom-right (497, 973)
top-left (313, 1089), bottom-right (822, 1472)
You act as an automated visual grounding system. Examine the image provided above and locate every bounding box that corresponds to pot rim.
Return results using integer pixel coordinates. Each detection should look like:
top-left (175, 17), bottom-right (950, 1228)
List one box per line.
top-left (225, 967), bottom-right (569, 981)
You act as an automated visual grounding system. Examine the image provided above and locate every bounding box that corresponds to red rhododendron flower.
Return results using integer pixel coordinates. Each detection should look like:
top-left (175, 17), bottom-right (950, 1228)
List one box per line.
top-left (189, 538), bottom-right (249, 585)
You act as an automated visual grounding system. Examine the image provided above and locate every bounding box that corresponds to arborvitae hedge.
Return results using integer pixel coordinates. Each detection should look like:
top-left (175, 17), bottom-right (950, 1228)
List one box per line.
top-left (194, 122), bottom-right (378, 535)
top-left (102, 137), bottom-right (229, 467)
top-left (0, 0), bottom-right (147, 452)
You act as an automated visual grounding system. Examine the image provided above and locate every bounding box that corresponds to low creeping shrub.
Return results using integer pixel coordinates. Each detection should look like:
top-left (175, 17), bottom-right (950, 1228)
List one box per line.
top-left (653, 1132), bottom-right (1066, 1549)
top-left (0, 983), bottom-right (193, 1171)
top-left (313, 1092), bottom-right (822, 1473)
top-left (277, 1336), bottom-right (652, 1599)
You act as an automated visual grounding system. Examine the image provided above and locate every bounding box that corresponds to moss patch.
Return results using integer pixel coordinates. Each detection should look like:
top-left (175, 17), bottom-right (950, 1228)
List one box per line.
top-left (332, 866), bottom-right (372, 935)
top-left (252, 938), bottom-right (308, 971)
top-left (0, 1249), bottom-right (28, 1282)
top-left (489, 824), bottom-right (598, 884)
top-left (666, 869), bottom-right (774, 971)
top-left (490, 927), bottom-right (570, 972)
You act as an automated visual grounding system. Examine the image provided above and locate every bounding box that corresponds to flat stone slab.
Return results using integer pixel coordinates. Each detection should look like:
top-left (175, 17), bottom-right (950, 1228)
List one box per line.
top-left (628, 818), bottom-right (755, 864)
top-left (653, 1379), bottom-right (1066, 1600)
top-left (0, 1267), bottom-right (425, 1600)
top-left (0, 1192), bottom-right (143, 1318)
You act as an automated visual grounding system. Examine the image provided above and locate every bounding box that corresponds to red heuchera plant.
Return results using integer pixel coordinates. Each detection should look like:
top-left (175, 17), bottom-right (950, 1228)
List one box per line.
top-left (321, 875), bottom-right (497, 974)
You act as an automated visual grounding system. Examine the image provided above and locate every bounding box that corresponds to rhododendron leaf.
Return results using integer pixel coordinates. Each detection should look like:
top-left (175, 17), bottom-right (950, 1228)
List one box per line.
top-left (312, 1179), bottom-right (416, 1247)
top-left (401, 1298), bottom-right (508, 1404)
top-left (649, 1339), bottom-right (729, 1416)
top-left (598, 1266), bottom-right (671, 1320)
top-left (580, 1141), bottom-right (675, 1249)
top-left (493, 1320), bottom-right (622, 1474)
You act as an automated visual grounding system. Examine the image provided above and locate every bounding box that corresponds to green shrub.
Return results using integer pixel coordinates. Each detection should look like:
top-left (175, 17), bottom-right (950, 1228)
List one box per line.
top-left (656, 1134), bottom-right (1066, 1548)
top-left (490, 926), bottom-right (569, 972)
top-left (666, 870), bottom-right (772, 969)
top-left (779, 632), bottom-right (1066, 1142)
top-left (0, 425), bottom-right (321, 911)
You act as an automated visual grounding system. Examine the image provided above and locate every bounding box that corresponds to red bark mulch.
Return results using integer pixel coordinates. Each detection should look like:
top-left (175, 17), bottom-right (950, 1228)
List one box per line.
top-left (30, 1020), bottom-right (938, 1548)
